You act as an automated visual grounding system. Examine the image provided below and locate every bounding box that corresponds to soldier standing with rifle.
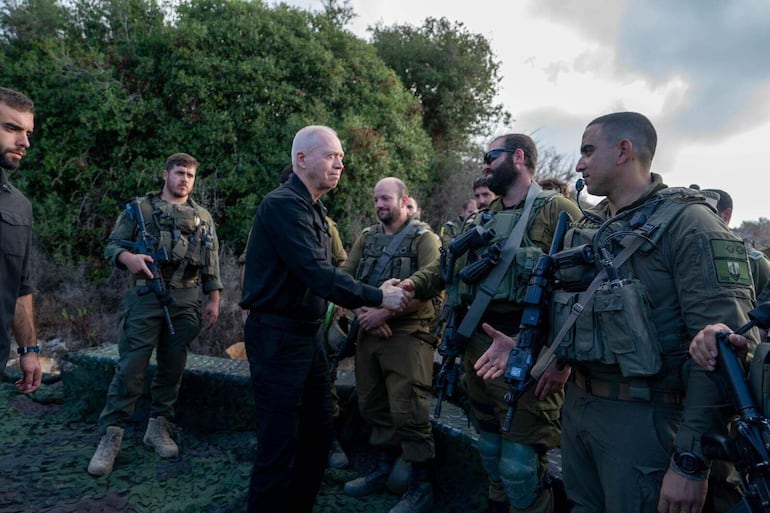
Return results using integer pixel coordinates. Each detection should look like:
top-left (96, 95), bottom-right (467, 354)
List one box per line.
top-left (88, 153), bottom-right (222, 477)
top-left (475, 112), bottom-right (758, 513)
top-left (439, 133), bottom-right (580, 513)
top-left (341, 177), bottom-right (442, 513)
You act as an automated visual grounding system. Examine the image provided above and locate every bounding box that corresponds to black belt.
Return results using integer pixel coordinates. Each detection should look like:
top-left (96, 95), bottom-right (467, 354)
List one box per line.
top-left (135, 278), bottom-right (199, 289)
top-left (249, 311), bottom-right (322, 335)
top-left (572, 368), bottom-right (682, 405)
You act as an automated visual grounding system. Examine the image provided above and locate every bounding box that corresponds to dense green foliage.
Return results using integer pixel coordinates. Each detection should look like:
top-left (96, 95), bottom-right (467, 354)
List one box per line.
top-left (369, 17), bottom-right (511, 222)
top-left (371, 17), bottom-right (510, 151)
top-left (1, 0), bottom-right (433, 263)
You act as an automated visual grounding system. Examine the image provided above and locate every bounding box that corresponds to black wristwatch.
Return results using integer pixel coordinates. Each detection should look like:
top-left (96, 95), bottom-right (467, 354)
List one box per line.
top-left (17, 345), bottom-right (41, 356)
top-left (671, 450), bottom-right (709, 476)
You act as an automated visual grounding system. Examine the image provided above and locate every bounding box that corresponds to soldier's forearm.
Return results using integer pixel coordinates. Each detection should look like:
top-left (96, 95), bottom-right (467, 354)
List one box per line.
top-left (13, 294), bottom-right (36, 347)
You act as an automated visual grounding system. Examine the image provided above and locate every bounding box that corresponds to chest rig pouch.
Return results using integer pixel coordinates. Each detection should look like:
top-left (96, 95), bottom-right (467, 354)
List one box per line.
top-left (549, 190), bottom-right (702, 377)
top-left (448, 195), bottom-right (552, 307)
top-left (140, 195), bottom-right (215, 283)
top-left (355, 223), bottom-right (423, 286)
top-left (551, 279), bottom-right (661, 377)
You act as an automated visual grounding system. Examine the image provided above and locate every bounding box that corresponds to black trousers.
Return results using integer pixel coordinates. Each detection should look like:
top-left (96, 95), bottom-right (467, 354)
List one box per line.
top-left (244, 315), bottom-right (334, 513)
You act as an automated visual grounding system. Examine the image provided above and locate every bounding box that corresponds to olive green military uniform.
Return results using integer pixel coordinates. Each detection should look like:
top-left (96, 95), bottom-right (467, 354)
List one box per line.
top-left (439, 216), bottom-right (463, 249)
top-left (553, 174), bottom-right (756, 512)
top-left (342, 220), bottom-right (442, 463)
top-left (98, 193), bottom-right (222, 432)
top-left (748, 243), bottom-right (770, 299)
top-left (444, 185), bottom-right (581, 512)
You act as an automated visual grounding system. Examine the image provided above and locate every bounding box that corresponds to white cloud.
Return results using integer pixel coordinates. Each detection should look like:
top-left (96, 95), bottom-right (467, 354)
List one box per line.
top-left (273, 0), bottom-right (770, 225)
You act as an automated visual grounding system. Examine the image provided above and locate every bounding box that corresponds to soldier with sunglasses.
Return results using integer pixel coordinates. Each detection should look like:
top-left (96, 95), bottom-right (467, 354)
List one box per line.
top-left (442, 134), bottom-right (580, 513)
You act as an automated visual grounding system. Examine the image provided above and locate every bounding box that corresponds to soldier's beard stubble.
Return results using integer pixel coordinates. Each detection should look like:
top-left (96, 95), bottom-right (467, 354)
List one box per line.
top-left (0, 151), bottom-right (21, 171)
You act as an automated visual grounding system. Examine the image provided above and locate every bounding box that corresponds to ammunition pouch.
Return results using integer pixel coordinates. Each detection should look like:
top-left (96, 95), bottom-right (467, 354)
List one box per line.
top-left (551, 279), bottom-right (662, 377)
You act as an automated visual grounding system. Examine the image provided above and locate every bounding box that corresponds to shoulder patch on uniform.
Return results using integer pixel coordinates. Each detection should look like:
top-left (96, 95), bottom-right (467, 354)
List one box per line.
top-left (711, 239), bottom-right (752, 287)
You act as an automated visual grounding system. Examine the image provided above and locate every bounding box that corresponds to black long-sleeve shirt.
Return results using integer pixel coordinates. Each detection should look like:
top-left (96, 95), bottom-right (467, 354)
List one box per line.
top-left (240, 173), bottom-right (382, 320)
top-left (0, 170), bottom-right (33, 372)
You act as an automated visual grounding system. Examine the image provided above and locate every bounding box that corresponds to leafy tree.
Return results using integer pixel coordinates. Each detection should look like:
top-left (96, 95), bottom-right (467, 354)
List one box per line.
top-left (0, 0), bottom-right (432, 263)
top-left (369, 17), bottom-right (512, 227)
top-left (736, 218), bottom-right (770, 251)
top-left (370, 17), bottom-right (509, 151)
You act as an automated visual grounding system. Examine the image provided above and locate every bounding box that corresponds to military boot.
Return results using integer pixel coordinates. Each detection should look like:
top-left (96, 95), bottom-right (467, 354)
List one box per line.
top-left (386, 456), bottom-right (412, 495)
top-left (143, 416), bottom-right (178, 458)
top-left (88, 426), bottom-right (124, 477)
top-left (328, 439), bottom-right (349, 469)
top-left (344, 450), bottom-right (396, 497)
top-left (388, 461), bottom-right (434, 513)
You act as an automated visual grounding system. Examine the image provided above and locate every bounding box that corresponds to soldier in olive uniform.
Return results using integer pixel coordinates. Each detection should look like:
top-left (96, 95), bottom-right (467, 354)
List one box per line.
top-left (475, 112), bottom-right (757, 513)
top-left (342, 177), bottom-right (443, 513)
top-left (473, 175), bottom-right (497, 210)
top-left (442, 134), bottom-right (580, 513)
top-left (439, 199), bottom-right (477, 248)
top-left (405, 196), bottom-right (422, 221)
top-left (88, 153), bottom-right (223, 477)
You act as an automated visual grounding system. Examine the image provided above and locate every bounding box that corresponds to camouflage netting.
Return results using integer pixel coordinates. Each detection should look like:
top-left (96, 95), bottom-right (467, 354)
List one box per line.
top-left (0, 347), bottom-right (491, 513)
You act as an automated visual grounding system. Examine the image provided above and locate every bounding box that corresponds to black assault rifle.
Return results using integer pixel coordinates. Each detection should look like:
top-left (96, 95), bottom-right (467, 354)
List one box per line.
top-left (501, 211), bottom-right (570, 431)
top-left (433, 306), bottom-right (461, 418)
top-left (433, 225), bottom-right (495, 418)
top-left (118, 199), bottom-right (176, 335)
top-left (703, 302), bottom-right (770, 513)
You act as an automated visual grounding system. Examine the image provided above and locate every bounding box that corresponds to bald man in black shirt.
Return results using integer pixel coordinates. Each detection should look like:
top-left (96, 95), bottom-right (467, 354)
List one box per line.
top-left (240, 125), bottom-right (411, 513)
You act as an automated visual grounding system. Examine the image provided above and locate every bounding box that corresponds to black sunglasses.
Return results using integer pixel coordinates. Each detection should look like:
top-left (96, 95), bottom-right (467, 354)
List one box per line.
top-left (483, 148), bottom-right (516, 165)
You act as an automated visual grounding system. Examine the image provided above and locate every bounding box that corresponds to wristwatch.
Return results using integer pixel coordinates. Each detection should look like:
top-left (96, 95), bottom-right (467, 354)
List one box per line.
top-left (17, 345), bottom-right (41, 355)
top-left (671, 450), bottom-right (709, 476)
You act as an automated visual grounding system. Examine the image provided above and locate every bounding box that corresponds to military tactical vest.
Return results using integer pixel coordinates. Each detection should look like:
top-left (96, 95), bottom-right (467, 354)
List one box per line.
top-left (354, 221), bottom-right (429, 286)
top-left (138, 193), bottom-right (217, 285)
top-left (550, 187), bottom-right (713, 376)
top-left (446, 191), bottom-right (556, 308)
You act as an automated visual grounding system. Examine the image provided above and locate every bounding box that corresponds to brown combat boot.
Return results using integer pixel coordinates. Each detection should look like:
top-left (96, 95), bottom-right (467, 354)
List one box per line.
top-left (87, 426), bottom-right (124, 477)
top-left (143, 416), bottom-right (178, 458)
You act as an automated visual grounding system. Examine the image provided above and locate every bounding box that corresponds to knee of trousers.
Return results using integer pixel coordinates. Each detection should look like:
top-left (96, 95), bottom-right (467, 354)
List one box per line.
top-left (499, 440), bottom-right (541, 510)
top-left (477, 431), bottom-right (502, 482)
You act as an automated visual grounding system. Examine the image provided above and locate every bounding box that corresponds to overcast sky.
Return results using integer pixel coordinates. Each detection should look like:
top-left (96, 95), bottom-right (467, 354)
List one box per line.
top-left (273, 0), bottom-right (770, 227)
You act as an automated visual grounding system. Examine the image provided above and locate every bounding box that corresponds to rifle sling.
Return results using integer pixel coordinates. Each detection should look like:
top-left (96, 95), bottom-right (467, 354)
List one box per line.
top-left (530, 233), bottom-right (648, 379)
top-left (456, 182), bottom-right (542, 340)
